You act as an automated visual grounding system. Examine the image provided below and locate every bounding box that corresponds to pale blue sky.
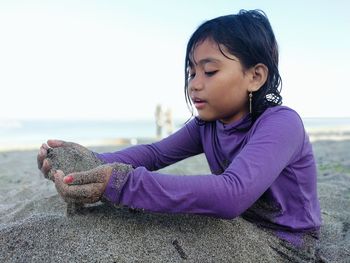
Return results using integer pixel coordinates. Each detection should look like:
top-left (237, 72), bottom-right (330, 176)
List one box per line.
top-left (0, 0), bottom-right (349, 120)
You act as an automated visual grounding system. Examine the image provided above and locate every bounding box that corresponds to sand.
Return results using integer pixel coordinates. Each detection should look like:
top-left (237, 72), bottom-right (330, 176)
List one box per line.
top-left (0, 141), bottom-right (349, 262)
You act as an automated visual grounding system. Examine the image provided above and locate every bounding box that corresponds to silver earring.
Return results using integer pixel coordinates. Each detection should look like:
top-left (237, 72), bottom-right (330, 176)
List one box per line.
top-left (249, 92), bottom-right (253, 114)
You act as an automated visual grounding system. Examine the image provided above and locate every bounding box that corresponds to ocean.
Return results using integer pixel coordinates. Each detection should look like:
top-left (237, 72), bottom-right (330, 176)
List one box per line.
top-left (0, 117), bottom-right (349, 151)
top-left (0, 119), bottom-right (165, 151)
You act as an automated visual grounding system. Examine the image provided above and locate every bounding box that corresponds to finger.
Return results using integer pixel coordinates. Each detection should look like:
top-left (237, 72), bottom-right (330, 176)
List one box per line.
top-left (37, 144), bottom-right (48, 169)
top-left (56, 168), bottom-right (103, 203)
top-left (76, 194), bottom-right (101, 204)
top-left (47, 139), bottom-right (66, 148)
top-left (41, 158), bottom-right (52, 178)
top-left (61, 183), bottom-right (104, 203)
top-left (42, 143), bottom-right (49, 150)
top-left (64, 167), bottom-right (107, 185)
top-left (54, 170), bottom-right (70, 199)
top-left (50, 140), bottom-right (81, 149)
top-left (65, 141), bottom-right (90, 154)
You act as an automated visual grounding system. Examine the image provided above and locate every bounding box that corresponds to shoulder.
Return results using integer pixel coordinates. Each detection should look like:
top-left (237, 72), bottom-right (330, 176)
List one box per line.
top-left (247, 106), bottom-right (308, 161)
top-left (250, 106), bottom-right (306, 146)
top-left (254, 106), bottom-right (304, 130)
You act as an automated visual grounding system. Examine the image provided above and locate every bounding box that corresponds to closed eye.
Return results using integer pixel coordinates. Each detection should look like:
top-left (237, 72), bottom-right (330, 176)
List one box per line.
top-left (205, 70), bottom-right (218, 77)
top-left (188, 73), bottom-right (195, 79)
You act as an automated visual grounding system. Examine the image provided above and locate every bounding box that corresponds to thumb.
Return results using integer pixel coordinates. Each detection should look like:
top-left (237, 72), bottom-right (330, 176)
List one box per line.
top-left (47, 139), bottom-right (66, 148)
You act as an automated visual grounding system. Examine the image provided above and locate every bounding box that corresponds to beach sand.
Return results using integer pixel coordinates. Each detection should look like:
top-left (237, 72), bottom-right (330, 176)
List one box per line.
top-left (0, 141), bottom-right (349, 262)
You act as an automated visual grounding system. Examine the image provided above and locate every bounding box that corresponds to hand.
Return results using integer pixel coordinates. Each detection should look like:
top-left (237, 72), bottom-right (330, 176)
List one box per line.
top-left (53, 164), bottom-right (114, 204)
top-left (37, 139), bottom-right (94, 180)
top-left (37, 141), bottom-right (51, 176)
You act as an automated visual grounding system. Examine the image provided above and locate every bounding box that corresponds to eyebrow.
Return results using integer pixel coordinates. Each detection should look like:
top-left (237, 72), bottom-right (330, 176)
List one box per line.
top-left (189, 57), bottom-right (221, 68)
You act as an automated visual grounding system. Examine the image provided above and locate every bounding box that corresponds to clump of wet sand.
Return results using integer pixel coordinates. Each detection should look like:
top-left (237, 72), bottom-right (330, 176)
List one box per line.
top-left (46, 147), bottom-right (104, 180)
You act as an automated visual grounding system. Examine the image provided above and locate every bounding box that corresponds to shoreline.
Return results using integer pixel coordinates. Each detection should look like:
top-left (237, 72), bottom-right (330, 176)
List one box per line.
top-left (0, 117), bottom-right (349, 152)
top-left (0, 137), bottom-right (156, 153)
top-left (1, 131), bottom-right (349, 152)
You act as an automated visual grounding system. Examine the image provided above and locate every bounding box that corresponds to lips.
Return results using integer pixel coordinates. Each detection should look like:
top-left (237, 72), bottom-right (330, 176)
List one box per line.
top-left (191, 97), bottom-right (207, 109)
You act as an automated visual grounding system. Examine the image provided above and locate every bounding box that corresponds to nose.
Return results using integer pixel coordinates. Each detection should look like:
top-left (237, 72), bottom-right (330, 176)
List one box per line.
top-left (188, 74), bottom-right (204, 92)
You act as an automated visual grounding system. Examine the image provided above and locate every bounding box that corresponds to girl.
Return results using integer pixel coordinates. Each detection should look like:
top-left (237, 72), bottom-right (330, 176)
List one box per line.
top-left (38, 9), bottom-right (321, 261)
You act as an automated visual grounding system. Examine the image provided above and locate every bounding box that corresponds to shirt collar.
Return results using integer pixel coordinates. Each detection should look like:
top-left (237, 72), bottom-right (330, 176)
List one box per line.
top-left (216, 114), bottom-right (252, 133)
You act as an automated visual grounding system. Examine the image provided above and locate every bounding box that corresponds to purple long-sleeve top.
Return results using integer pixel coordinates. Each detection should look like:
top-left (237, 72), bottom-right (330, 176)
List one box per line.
top-left (97, 106), bottom-right (321, 242)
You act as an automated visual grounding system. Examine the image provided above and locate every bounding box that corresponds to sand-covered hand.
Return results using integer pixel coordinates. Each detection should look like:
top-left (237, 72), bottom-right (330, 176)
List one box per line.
top-left (53, 164), bottom-right (114, 204)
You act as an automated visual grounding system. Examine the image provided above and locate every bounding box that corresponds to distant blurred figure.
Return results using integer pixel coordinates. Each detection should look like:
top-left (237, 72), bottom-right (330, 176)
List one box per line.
top-left (164, 108), bottom-right (174, 136)
top-left (155, 104), bottom-right (164, 139)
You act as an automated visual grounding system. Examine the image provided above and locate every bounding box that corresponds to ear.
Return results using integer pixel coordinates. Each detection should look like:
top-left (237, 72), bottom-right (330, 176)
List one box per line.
top-left (247, 63), bottom-right (268, 92)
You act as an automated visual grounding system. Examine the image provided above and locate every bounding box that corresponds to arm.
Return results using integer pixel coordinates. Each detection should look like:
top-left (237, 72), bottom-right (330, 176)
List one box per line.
top-left (104, 110), bottom-right (306, 219)
top-left (95, 119), bottom-right (203, 170)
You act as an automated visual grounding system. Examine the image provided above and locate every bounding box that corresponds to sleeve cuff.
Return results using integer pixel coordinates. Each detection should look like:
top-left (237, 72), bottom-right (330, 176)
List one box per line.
top-left (103, 163), bottom-right (133, 204)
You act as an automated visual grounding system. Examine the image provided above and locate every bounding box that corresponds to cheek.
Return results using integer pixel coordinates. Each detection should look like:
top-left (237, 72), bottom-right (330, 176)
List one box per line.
top-left (214, 82), bottom-right (248, 107)
top-left (224, 75), bottom-right (248, 95)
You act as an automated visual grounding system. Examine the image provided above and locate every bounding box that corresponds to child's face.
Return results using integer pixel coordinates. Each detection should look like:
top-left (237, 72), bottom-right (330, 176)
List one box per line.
top-left (188, 38), bottom-right (252, 124)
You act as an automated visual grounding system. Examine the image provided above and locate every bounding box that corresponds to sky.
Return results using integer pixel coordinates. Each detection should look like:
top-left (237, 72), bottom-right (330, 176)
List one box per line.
top-left (0, 0), bottom-right (349, 121)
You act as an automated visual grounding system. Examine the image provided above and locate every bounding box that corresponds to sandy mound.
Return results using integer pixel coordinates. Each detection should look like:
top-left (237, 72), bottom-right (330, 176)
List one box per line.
top-left (1, 141), bottom-right (350, 262)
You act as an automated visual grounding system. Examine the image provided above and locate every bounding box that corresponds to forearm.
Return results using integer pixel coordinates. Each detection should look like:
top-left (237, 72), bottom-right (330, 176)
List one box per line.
top-left (95, 119), bottom-right (203, 170)
top-left (94, 144), bottom-right (159, 169)
top-left (95, 143), bottom-right (197, 171)
top-left (103, 167), bottom-right (253, 219)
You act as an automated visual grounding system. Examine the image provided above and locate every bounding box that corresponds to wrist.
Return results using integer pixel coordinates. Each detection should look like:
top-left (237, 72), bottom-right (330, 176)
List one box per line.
top-left (102, 163), bottom-right (133, 204)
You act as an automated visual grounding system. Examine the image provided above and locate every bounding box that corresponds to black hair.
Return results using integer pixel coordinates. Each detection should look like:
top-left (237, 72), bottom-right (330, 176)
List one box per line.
top-left (184, 9), bottom-right (282, 122)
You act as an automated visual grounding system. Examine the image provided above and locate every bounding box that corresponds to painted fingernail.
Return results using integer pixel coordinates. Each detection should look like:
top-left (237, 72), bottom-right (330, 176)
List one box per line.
top-left (64, 176), bottom-right (73, 184)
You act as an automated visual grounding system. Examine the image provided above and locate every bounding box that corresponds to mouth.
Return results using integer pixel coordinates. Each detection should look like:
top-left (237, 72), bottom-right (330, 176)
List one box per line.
top-left (191, 97), bottom-right (207, 109)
